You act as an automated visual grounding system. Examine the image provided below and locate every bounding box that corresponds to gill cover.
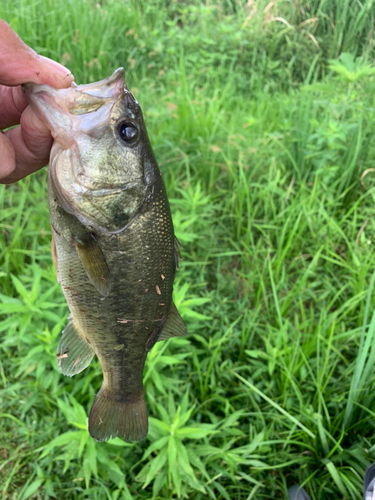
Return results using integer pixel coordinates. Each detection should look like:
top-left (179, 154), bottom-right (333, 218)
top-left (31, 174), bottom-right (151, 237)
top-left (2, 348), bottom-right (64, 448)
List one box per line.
top-left (23, 69), bottom-right (156, 232)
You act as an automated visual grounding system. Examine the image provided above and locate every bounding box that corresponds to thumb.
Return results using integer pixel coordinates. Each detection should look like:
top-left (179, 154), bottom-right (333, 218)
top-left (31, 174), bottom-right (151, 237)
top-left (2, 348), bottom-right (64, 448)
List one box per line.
top-left (0, 131), bottom-right (16, 179)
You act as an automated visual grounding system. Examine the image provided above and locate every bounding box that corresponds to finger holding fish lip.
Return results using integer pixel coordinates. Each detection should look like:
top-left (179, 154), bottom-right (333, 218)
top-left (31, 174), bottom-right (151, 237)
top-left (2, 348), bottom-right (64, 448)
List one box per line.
top-left (21, 70), bottom-right (127, 151)
top-left (22, 68), bottom-right (126, 117)
top-left (0, 18), bottom-right (74, 183)
top-left (0, 107), bottom-right (54, 183)
top-left (0, 18), bottom-right (73, 88)
top-left (21, 85), bottom-right (76, 149)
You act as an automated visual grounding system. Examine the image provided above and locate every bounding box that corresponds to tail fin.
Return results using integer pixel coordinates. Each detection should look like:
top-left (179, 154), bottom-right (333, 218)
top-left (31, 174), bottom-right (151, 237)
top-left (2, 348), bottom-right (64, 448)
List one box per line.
top-left (88, 387), bottom-right (148, 442)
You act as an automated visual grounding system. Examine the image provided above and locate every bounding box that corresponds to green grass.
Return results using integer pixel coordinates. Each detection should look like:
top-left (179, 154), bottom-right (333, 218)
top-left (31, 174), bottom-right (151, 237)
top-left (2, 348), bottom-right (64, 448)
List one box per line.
top-left (1, 0), bottom-right (375, 498)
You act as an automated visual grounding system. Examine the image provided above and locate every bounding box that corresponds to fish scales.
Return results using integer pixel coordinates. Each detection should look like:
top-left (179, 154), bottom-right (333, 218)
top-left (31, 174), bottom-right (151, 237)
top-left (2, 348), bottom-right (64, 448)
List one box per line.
top-left (51, 177), bottom-right (173, 387)
top-left (24, 69), bottom-right (187, 441)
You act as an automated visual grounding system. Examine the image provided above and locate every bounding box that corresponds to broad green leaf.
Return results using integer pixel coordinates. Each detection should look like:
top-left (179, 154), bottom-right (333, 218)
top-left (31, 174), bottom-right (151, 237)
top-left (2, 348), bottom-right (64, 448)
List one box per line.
top-left (67, 393), bottom-right (88, 424)
top-left (77, 429), bottom-right (89, 457)
top-left (176, 407), bottom-right (194, 429)
top-left (0, 304), bottom-right (29, 313)
top-left (246, 459), bottom-right (269, 467)
top-left (57, 399), bottom-right (77, 424)
top-left (143, 436), bottom-right (169, 460)
top-left (186, 446), bottom-right (210, 480)
top-left (176, 426), bottom-right (215, 439)
top-left (213, 481), bottom-right (231, 500)
top-left (149, 417), bottom-right (171, 437)
top-left (71, 421), bottom-right (88, 430)
top-left (220, 410), bottom-right (245, 428)
top-left (97, 449), bottom-right (126, 480)
top-left (20, 478), bottom-right (43, 500)
top-left (171, 463), bottom-right (182, 496)
top-left (152, 468), bottom-right (167, 498)
top-left (142, 447), bottom-right (168, 489)
top-left (107, 437), bottom-right (133, 447)
top-left (148, 370), bottom-right (166, 394)
top-left (83, 457), bottom-right (92, 488)
top-left (194, 444), bottom-right (224, 458)
top-left (168, 436), bottom-right (177, 476)
top-left (157, 355), bottom-right (183, 365)
top-left (11, 274), bottom-right (30, 302)
top-left (156, 402), bottom-right (172, 425)
top-left (175, 439), bottom-right (195, 479)
top-left (41, 431), bottom-right (81, 458)
top-left (325, 461), bottom-right (349, 497)
top-left (87, 438), bottom-right (98, 477)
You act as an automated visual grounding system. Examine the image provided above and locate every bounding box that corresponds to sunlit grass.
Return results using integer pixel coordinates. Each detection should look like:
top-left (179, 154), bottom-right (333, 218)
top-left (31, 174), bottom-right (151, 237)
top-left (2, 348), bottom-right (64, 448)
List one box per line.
top-left (1, 1), bottom-right (375, 499)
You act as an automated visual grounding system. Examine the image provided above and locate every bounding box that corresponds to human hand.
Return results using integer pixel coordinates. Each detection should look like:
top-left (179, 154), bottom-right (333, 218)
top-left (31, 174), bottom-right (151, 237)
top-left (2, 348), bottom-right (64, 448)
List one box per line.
top-left (0, 19), bottom-right (74, 184)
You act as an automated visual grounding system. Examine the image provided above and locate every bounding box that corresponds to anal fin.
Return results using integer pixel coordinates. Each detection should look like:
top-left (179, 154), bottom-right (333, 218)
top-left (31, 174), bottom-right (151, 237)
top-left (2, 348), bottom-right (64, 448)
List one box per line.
top-left (157, 302), bottom-right (188, 342)
top-left (73, 233), bottom-right (111, 296)
top-left (57, 317), bottom-right (95, 376)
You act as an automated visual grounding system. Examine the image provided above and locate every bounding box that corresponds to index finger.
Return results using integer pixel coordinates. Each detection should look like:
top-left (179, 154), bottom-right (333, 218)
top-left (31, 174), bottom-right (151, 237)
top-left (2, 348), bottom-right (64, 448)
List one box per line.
top-left (0, 19), bottom-right (74, 88)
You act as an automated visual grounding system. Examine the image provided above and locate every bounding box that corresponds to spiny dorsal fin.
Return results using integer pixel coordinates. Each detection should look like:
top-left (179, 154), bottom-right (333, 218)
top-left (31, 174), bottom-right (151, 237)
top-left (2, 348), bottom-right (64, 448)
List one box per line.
top-left (57, 317), bottom-right (95, 376)
top-left (158, 302), bottom-right (188, 342)
top-left (174, 236), bottom-right (182, 270)
top-left (73, 233), bottom-right (111, 296)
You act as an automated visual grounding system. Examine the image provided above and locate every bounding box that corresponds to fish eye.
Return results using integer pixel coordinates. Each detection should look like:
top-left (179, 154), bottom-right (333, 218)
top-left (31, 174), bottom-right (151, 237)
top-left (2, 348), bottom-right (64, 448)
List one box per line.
top-left (118, 121), bottom-right (138, 142)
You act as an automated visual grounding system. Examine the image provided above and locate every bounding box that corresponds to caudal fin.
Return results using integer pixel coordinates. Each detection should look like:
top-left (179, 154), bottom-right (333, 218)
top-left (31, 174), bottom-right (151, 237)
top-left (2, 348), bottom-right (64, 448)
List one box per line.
top-left (88, 388), bottom-right (148, 442)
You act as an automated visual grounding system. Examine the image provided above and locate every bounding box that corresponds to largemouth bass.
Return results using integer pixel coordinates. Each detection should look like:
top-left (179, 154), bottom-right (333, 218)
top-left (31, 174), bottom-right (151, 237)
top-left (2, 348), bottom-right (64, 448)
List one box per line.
top-left (23, 69), bottom-right (187, 441)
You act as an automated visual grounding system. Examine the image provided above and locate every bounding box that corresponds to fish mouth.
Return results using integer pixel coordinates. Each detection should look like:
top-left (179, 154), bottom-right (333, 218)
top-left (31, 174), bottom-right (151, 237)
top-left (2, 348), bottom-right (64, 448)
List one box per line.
top-left (23, 68), bottom-right (145, 232)
top-left (22, 68), bottom-right (127, 148)
top-left (23, 66), bottom-right (126, 104)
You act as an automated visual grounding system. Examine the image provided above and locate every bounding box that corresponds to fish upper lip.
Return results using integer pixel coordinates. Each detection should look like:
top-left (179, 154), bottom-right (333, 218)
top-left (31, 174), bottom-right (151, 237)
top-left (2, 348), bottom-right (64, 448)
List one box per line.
top-left (21, 69), bottom-right (128, 149)
top-left (22, 81), bottom-right (59, 95)
top-left (22, 67), bottom-right (126, 102)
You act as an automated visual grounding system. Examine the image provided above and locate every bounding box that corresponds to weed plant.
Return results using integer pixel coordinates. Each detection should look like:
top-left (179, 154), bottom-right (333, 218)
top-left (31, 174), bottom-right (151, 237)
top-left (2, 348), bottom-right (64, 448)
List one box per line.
top-left (1, 1), bottom-right (375, 499)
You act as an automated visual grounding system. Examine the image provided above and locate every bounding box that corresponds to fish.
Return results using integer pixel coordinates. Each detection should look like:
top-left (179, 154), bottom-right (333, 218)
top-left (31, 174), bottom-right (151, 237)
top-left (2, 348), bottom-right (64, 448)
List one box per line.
top-left (23, 68), bottom-right (187, 441)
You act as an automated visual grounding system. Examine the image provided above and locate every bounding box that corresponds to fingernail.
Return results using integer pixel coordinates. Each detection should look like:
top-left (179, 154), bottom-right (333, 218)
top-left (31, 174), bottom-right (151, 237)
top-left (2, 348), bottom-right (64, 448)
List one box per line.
top-left (39, 55), bottom-right (73, 78)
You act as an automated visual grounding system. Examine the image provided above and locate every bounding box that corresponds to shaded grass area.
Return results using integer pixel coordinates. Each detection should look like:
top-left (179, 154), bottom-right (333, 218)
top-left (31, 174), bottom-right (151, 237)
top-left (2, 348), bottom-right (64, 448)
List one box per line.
top-left (1, 1), bottom-right (375, 499)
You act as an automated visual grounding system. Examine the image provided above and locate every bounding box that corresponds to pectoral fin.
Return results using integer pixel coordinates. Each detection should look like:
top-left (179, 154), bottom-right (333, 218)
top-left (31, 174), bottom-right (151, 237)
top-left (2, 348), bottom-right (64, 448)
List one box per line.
top-left (57, 317), bottom-right (95, 376)
top-left (73, 233), bottom-right (111, 296)
top-left (158, 302), bottom-right (188, 342)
